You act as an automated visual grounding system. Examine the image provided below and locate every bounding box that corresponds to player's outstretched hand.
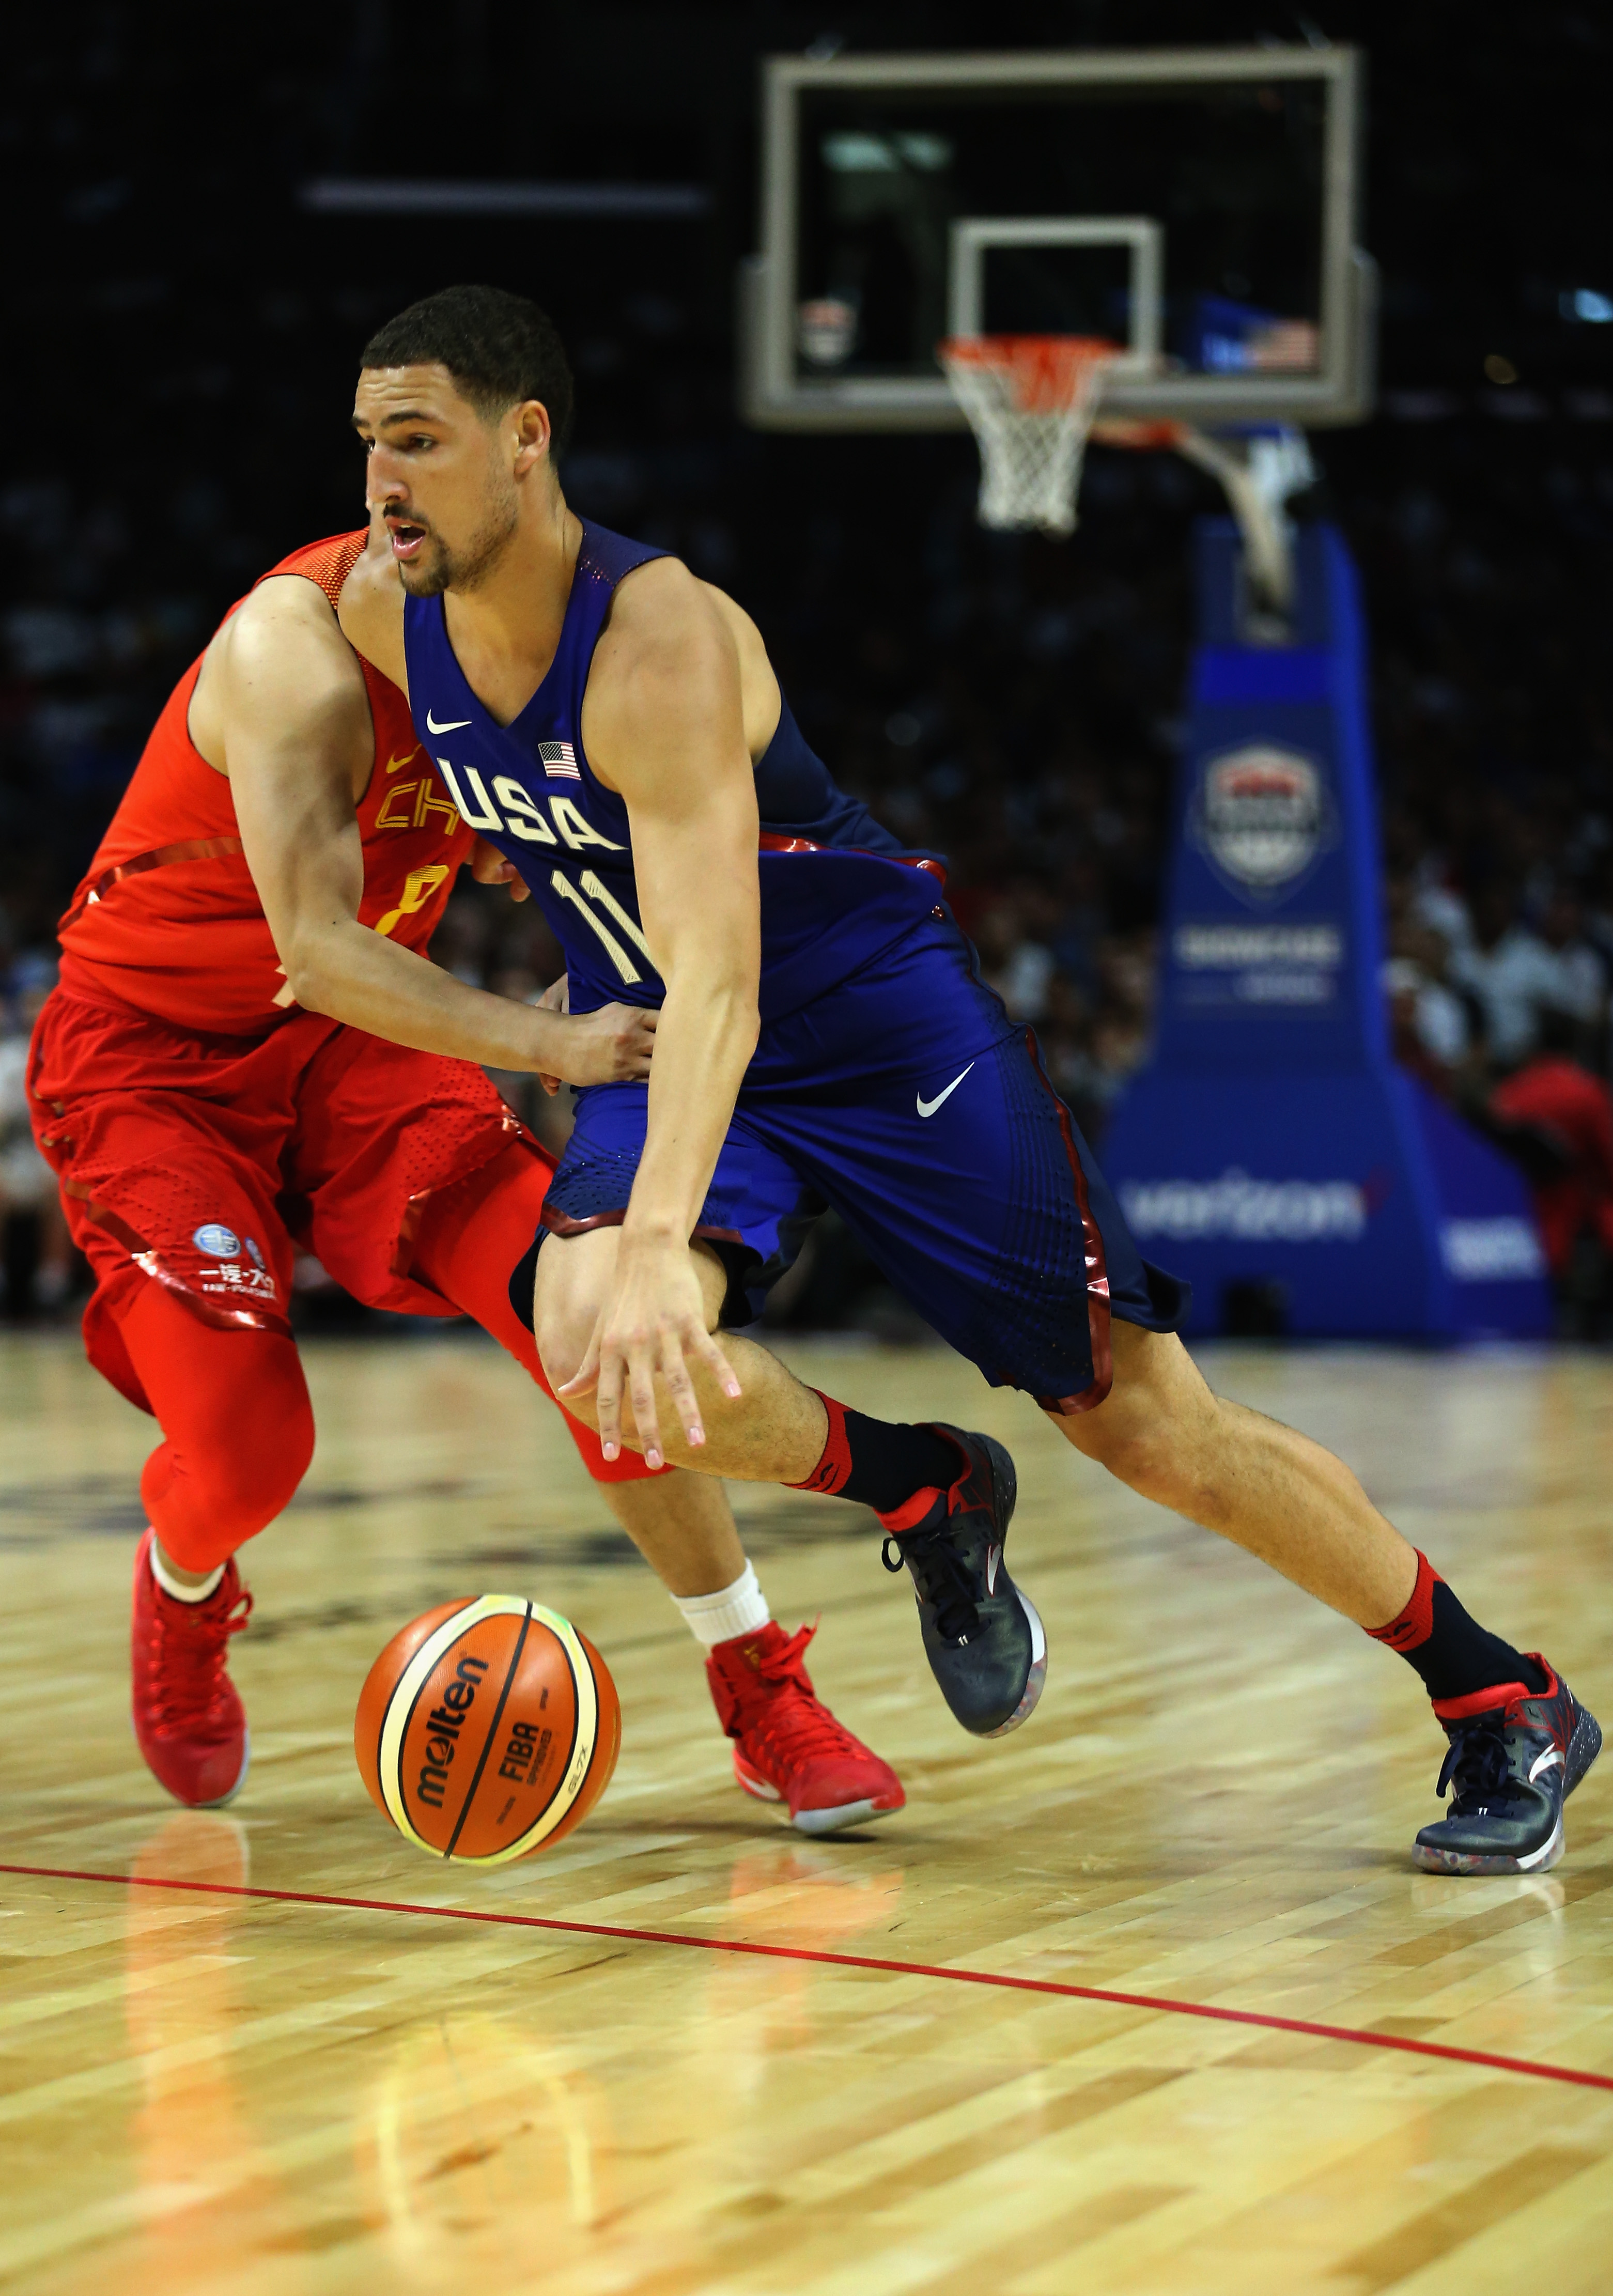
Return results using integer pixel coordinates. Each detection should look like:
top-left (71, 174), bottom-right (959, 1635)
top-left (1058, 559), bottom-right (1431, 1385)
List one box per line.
top-left (532, 999), bottom-right (658, 1088)
top-left (557, 1235), bottom-right (742, 1470)
top-left (470, 837), bottom-right (531, 902)
top-left (534, 974), bottom-right (567, 1096)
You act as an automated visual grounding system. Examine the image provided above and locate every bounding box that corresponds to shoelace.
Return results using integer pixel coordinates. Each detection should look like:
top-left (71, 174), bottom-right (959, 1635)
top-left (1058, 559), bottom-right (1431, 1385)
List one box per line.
top-left (746, 1624), bottom-right (871, 1766)
top-left (881, 1527), bottom-right (981, 1644)
top-left (1436, 1717), bottom-right (1525, 1813)
top-left (145, 1583), bottom-right (253, 1734)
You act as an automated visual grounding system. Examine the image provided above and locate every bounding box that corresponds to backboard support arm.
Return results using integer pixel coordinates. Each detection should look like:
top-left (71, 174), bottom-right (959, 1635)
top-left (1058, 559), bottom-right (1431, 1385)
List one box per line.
top-left (1172, 428), bottom-right (1316, 627)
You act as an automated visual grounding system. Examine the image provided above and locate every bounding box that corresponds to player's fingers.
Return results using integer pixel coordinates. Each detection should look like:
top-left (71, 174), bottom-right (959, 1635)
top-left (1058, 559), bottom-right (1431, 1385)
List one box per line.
top-left (589, 1347), bottom-right (624, 1463)
top-left (659, 1330), bottom-right (705, 1449)
top-left (555, 1327), bottom-right (602, 1399)
top-left (626, 1342), bottom-right (664, 1471)
top-left (538, 1072), bottom-right (561, 1097)
top-left (623, 1011), bottom-right (657, 1079)
top-left (688, 1321), bottom-right (743, 1402)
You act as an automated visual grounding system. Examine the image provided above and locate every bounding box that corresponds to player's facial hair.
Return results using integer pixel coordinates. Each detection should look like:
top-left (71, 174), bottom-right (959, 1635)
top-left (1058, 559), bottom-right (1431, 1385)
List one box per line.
top-left (412, 463), bottom-right (521, 597)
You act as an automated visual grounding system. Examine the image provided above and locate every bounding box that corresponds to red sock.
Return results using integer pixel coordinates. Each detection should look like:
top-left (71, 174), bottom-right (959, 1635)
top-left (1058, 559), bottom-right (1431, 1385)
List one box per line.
top-left (1363, 1550), bottom-right (1440, 1654)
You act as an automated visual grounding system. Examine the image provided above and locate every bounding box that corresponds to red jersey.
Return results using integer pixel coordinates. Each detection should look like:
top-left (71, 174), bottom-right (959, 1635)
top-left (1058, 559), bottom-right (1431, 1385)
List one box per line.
top-left (56, 530), bottom-right (469, 1035)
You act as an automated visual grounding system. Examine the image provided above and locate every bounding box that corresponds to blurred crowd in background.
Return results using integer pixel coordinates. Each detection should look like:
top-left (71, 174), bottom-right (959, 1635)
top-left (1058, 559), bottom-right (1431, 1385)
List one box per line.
top-left (3, 2), bottom-right (1611, 1332)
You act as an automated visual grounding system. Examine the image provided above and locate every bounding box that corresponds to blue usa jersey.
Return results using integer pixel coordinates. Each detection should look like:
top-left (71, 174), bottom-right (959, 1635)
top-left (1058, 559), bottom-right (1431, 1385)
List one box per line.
top-left (402, 520), bottom-right (945, 1020)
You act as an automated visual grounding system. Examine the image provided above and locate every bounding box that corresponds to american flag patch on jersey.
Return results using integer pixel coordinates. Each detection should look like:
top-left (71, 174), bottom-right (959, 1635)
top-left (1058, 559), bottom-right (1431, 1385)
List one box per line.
top-left (539, 740), bottom-right (581, 780)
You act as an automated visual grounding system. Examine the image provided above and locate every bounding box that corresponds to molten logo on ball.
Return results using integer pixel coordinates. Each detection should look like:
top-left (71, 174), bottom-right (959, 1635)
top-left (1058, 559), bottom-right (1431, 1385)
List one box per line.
top-left (415, 1652), bottom-right (488, 1809)
top-left (355, 1595), bottom-right (621, 1864)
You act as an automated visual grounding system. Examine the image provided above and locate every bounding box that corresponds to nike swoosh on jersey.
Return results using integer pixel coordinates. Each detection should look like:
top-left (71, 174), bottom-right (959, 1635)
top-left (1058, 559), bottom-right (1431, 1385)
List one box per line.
top-left (385, 746), bottom-right (422, 774)
top-left (916, 1062), bottom-right (975, 1119)
top-left (426, 710), bottom-right (472, 734)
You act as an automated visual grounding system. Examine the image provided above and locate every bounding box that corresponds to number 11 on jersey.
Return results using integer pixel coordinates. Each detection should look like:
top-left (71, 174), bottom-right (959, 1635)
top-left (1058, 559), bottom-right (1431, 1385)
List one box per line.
top-left (550, 870), bottom-right (656, 987)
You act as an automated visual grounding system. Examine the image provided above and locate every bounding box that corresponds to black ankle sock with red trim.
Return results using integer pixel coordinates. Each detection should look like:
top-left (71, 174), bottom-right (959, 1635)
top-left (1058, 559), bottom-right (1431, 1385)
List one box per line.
top-left (1365, 1550), bottom-right (1547, 1701)
top-left (788, 1392), bottom-right (958, 1516)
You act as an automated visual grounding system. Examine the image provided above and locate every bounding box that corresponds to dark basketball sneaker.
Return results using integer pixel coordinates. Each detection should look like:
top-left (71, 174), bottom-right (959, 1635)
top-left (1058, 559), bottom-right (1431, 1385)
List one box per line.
top-left (881, 1426), bottom-right (1045, 1738)
top-left (1414, 1658), bottom-right (1602, 1875)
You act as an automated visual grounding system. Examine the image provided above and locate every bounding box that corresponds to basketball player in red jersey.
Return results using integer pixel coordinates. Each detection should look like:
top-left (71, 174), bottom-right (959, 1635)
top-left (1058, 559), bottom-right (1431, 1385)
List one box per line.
top-left (28, 525), bottom-right (903, 1835)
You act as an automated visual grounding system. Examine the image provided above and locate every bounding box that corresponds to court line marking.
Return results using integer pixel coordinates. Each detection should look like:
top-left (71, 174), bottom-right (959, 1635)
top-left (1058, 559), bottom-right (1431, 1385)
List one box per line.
top-left (4, 1858), bottom-right (1611, 2096)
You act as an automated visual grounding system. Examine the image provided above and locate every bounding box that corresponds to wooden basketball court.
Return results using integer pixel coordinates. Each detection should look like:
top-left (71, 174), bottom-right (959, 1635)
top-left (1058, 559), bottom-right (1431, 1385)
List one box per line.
top-left (3, 1326), bottom-right (1611, 2293)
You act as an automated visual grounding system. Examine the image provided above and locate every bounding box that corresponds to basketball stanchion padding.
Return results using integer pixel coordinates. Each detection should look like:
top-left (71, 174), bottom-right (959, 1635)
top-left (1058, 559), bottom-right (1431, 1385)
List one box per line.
top-left (939, 334), bottom-right (1120, 537)
top-left (355, 1596), bottom-right (621, 1863)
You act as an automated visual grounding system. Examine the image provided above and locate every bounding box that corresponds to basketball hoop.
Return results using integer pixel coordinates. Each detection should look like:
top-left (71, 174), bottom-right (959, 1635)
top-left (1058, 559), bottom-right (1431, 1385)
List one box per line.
top-left (940, 335), bottom-right (1121, 539)
top-left (943, 334), bottom-right (1316, 616)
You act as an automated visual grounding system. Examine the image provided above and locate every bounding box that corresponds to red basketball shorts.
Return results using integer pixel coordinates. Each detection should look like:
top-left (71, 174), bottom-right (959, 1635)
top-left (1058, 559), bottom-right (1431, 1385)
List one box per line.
top-left (27, 987), bottom-right (646, 1482)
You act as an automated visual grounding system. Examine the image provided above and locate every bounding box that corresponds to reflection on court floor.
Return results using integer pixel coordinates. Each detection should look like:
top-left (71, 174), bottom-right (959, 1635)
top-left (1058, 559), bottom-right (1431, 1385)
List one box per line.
top-left (3, 1329), bottom-right (1613, 2294)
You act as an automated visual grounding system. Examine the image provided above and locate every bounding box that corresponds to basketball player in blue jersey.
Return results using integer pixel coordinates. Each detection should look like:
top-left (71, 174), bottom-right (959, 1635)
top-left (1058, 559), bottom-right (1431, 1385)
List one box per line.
top-left (345, 285), bottom-right (1599, 1875)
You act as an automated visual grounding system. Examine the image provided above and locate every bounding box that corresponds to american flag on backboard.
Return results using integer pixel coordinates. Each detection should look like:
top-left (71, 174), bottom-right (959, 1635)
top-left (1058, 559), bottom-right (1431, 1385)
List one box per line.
top-left (539, 741), bottom-right (581, 781)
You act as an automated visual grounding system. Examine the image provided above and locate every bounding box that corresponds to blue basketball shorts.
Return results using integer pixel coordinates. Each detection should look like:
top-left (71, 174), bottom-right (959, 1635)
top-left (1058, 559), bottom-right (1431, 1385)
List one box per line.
top-left (528, 915), bottom-right (1187, 1413)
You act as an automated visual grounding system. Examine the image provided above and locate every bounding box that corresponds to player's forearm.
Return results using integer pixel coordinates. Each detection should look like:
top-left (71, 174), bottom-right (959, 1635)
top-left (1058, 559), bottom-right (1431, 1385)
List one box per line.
top-left (285, 919), bottom-right (560, 1070)
top-left (623, 969), bottom-right (758, 1240)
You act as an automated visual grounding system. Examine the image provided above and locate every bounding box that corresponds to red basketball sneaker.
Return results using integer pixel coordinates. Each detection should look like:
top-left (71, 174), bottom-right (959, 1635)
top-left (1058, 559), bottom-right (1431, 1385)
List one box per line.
top-left (706, 1621), bottom-right (905, 1836)
top-left (131, 1529), bottom-right (254, 1808)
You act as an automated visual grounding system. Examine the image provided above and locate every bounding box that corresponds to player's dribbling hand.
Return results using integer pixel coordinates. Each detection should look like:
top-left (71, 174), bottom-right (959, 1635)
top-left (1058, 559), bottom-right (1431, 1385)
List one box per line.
top-left (557, 1235), bottom-right (742, 1469)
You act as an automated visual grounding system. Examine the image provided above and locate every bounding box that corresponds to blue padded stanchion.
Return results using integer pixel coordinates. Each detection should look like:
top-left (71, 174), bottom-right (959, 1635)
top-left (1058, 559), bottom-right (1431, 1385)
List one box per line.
top-left (1104, 519), bottom-right (1549, 1339)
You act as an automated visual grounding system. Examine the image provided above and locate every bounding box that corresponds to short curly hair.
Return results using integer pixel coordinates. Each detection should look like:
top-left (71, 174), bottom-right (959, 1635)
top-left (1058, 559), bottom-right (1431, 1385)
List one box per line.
top-left (361, 284), bottom-right (574, 456)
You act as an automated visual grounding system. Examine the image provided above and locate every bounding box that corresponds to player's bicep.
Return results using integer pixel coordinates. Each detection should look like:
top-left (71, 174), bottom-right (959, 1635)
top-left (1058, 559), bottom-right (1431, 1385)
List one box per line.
top-left (221, 601), bottom-right (372, 956)
top-left (633, 785), bottom-right (760, 993)
top-left (596, 608), bottom-right (760, 983)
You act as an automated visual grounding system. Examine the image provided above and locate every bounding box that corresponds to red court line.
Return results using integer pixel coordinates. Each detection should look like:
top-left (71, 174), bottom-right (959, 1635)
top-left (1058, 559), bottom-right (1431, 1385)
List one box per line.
top-left (5, 1857), bottom-right (1611, 2096)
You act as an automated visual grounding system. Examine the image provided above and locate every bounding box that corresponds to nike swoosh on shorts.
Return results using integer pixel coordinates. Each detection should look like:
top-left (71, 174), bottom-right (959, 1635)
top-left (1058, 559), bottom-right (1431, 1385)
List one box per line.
top-left (426, 710), bottom-right (472, 734)
top-left (916, 1062), bottom-right (975, 1119)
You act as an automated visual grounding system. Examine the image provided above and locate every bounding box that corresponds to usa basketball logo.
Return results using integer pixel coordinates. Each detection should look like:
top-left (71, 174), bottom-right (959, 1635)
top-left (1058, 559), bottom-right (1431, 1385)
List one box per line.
top-left (1190, 743), bottom-right (1336, 904)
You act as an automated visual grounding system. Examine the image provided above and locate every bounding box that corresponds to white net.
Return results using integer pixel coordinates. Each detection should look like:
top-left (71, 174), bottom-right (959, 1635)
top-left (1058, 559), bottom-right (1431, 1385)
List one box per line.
top-left (940, 335), bottom-right (1120, 538)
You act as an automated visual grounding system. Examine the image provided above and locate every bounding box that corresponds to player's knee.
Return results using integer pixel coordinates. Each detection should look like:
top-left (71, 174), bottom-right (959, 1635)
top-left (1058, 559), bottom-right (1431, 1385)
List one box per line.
top-left (1063, 1408), bottom-right (1180, 1499)
top-left (145, 1388), bottom-right (315, 1566)
top-left (1051, 1326), bottom-right (1207, 1500)
top-left (210, 1396), bottom-right (315, 1538)
top-left (531, 1234), bottom-right (616, 1398)
top-left (532, 1285), bottom-right (599, 1405)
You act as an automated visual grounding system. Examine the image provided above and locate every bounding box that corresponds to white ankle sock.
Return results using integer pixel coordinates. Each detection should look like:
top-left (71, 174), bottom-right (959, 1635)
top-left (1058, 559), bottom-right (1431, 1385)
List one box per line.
top-left (672, 1561), bottom-right (771, 1648)
top-left (149, 1539), bottom-right (225, 1604)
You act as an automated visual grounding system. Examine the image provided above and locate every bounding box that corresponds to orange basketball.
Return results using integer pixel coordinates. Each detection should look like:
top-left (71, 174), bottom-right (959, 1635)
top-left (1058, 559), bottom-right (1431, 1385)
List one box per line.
top-left (355, 1596), bottom-right (621, 1863)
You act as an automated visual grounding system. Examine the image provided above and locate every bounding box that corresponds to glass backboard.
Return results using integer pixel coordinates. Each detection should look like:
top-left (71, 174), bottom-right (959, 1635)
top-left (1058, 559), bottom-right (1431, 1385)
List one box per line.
top-left (741, 45), bottom-right (1375, 431)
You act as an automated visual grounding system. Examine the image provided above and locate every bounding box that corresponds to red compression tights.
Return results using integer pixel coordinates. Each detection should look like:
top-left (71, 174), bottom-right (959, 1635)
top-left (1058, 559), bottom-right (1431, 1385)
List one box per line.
top-left (410, 1141), bottom-right (652, 1484)
top-left (126, 1282), bottom-right (315, 1574)
top-left (128, 1140), bottom-right (647, 1574)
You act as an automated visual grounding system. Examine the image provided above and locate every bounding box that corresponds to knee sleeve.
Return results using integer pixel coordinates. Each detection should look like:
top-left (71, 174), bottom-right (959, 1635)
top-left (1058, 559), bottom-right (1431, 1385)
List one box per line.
top-left (120, 1281), bottom-right (315, 1570)
top-left (412, 1141), bottom-right (664, 1485)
